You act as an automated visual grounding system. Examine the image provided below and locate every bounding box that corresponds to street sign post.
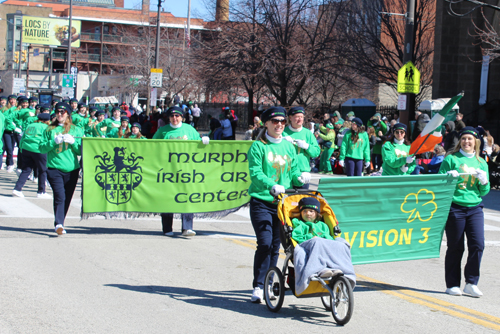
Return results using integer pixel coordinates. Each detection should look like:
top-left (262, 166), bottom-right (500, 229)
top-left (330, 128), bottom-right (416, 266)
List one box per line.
top-left (12, 77), bottom-right (25, 94)
top-left (397, 95), bottom-right (407, 110)
top-left (150, 68), bottom-right (163, 88)
top-left (397, 61), bottom-right (421, 94)
top-left (62, 87), bottom-right (75, 98)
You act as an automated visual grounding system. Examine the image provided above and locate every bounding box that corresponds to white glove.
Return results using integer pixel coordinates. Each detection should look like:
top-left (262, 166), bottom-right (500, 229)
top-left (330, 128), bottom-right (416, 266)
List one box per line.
top-left (14, 128), bottom-right (22, 134)
top-left (283, 136), bottom-right (294, 143)
top-left (54, 134), bottom-right (64, 144)
top-left (475, 169), bottom-right (489, 185)
top-left (406, 155), bottom-right (415, 164)
top-left (63, 134), bottom-right (75, 145)
top-left (270, 185), bottom-right (286, 196)
top-left (400, 165), bottom-right (409, 173)
top-left (339, 160), bottom-right (345, 168)
top-left (364, 161), bottom-right (370, 168)
top-left (101, 135), bottom-right (106, 138)
top-left (296, 140), bottom-right (309, 150)
top-left (201, 136), bottom-right (210, 145)
top-left (447, 170), bottom-right (459, 178)
top-left (298, 172), bottom-right (311, 184)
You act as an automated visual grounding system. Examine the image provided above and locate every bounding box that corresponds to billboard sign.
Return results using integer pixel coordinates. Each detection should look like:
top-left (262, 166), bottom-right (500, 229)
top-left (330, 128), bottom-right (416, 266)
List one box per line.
top-left (22, 16), bottom-right (81, 48)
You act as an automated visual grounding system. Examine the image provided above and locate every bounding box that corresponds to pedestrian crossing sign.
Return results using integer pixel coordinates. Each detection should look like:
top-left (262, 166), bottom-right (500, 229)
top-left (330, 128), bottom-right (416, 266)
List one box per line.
top-left (397, 61), bottom-right (420, 94)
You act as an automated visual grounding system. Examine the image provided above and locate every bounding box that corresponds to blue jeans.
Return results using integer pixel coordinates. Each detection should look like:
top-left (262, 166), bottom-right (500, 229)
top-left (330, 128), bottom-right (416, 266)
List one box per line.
top-left (2, 132), bottom-right (15, 166)
top-left (46, 168), bottom-right (80, 227)
top-left (345, 157), bottom-right (363, 176)
top-left (250, 197), bottom-right (281, 289)
top-left (14, 149), bottom-right (47, 193)
top-left (445, 203), bottom-right (484, 287)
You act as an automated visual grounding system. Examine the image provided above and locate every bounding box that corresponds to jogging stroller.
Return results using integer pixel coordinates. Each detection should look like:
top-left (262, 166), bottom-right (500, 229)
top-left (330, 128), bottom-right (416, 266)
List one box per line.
top-left (264, 190), bottom-right (354, 325)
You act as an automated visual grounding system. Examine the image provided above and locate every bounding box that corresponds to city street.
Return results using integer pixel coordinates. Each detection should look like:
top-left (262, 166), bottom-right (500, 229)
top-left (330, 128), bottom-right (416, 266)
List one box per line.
top-left (1, 169), bottom-right (500, 333)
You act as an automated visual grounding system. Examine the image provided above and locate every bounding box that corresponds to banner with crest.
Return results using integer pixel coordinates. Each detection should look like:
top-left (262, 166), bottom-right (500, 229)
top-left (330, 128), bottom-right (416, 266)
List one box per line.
top-left (81, 138), bottom-right (253, 219)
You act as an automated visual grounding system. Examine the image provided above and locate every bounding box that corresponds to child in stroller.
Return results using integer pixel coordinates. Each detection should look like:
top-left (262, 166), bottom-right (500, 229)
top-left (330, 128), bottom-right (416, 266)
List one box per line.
top-left (292, 197), bottom-right (356, 295)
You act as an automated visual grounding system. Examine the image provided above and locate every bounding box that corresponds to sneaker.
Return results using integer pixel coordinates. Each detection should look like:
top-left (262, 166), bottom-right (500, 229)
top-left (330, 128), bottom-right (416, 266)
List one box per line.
top-left (164, 232), bottom-right (174, 236)
top-left (6, 165), bottom-right (14, 173)
top-left (55, 224), bottom-right (66, 235)
top-left (268, 285), bottom-right (277, 301)
top-left (251, 287), bottom-right (263, 303)
top-left (37, 192), bottom-right (53, 199)
top-left (12, 190), bottom-right (24, 198)
top-left (182, 229), bottom-right (196, 236)
top-left (32, 177), bottom-right (38, 183)
top-left (464, 283), bottom-right (483, 298)
top-left (15, 169), bottom-right (22, 177)
top-left (319, 269), bottom-right (334, 278)
top-left (445, 286), bottom-right (462, 296)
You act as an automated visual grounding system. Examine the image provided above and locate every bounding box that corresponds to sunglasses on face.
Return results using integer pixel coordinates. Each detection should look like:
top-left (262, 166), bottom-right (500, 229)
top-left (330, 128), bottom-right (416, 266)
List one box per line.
top-left (394, 130), bottom-right (405, 135)
top-left (170, 114), bottom-right (182, 118)
top-left (270, 118), bottom-right (286, 125)
top-left (55, 109), bottom-right (67, 114)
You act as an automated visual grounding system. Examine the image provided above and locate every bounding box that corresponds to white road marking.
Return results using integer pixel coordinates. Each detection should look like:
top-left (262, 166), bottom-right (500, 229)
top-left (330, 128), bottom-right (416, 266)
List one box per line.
top-left (485, 213), bottom-right (500, 224)
top-left (0, 197), bottom-right (53, 218)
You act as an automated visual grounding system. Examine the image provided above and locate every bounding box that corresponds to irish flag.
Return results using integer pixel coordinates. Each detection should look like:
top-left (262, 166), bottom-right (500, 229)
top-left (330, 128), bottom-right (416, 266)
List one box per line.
top-left (409, 92), bottom-right (464, 155)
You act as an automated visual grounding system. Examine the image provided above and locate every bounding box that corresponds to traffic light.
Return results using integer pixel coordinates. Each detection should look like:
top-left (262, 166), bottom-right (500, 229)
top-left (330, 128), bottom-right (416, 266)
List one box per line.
top-left (21, 50), bottom-right (27, 63)
top-left (13, 51), bottom-right (19, 63)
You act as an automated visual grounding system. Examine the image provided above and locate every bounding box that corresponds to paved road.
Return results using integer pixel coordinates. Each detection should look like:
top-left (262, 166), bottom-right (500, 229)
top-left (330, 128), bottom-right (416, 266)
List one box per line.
top-left (1, 169), bottom-right (500, 333)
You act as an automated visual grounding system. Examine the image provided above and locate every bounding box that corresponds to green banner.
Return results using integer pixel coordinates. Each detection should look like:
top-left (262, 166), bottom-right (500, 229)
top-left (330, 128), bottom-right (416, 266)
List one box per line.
top-left (318, 175), bottom-right (458, 265)
top-left (82, 138), bottom-right (252, 218)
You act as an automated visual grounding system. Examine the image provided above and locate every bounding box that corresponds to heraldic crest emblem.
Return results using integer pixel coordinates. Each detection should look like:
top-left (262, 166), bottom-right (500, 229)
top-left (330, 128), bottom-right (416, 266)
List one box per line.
top-left (94, 147), bottom-right (144, 205)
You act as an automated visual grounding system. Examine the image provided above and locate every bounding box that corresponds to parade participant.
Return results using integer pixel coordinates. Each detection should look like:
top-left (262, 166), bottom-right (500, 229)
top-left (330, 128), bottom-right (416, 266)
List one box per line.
top-left (317, 124), bottom-right (336, 174)
top-left (29, 96), bottom-right (38, 109)
top-left (367, 113), bottom-right (388, 171)
top-left (51, 97), bottom-right (60, 111)
top-left (38, 102), bottom-right (84, 235)
top-left (283, 106), bottom-right (320, 188)
top-left (107, 116), bottom-right (131, 138)
top-left (96, 107), bottom-right (128, 137)
top-left (89, 110), bottom-right (106, 137)
top-left (339, 117), bottom-right (370, 176)
top-left (124, 123), bottom-right (146, 139)
top-left (14, 96), bottom-right (35, 131)
top-left (72, 103), bottom-right (89, 130)
top-left (12, 113), bottom-right (52, 199)
top-left (69, 98), bottom-right (79, 113)
top-left (0, 98), bottom-right (4, 158)
top-left (2, 95), bottom-right (20, 172)
top-left (381, 123), bottom-right (416, 175)
top-left (247, 106), bottom-right (308, 303)
top-left (439, 127), bottom-right (490, 297)
top-left (153, 106), bottom-right (210, 237)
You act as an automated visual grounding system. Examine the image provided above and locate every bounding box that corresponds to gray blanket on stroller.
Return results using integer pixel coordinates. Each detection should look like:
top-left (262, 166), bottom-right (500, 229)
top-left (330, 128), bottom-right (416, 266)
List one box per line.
top-left (294, 237), bottom-right (356, 295)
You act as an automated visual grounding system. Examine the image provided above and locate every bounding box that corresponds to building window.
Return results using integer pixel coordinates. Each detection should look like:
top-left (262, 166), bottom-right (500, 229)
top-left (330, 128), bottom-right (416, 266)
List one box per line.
top-left (7, 40), bottom-right (13, 52)
top-left (112, 26), bottom-right (117, 34)
top-left (103, 25), bottom-right (109, 34)
top-left (95, 26), bottom-right (101, 34)
top-left (138, 27), bottom-right (143, 35)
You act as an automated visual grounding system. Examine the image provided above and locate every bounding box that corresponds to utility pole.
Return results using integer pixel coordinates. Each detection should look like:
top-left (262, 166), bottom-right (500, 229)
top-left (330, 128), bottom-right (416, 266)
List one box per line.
top-left (67, 0), bottom-right (73, 75)
top-left (17, 18), bottom-right (23, 79)
top-left (155, 0), bottom-right (162, 69)
top-left (401, 0), bottom-right (416, 129)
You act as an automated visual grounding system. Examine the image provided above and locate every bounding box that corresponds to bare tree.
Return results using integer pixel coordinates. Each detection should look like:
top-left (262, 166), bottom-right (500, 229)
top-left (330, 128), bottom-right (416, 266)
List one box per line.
top-left (343, 0), bottom-right (436, 104)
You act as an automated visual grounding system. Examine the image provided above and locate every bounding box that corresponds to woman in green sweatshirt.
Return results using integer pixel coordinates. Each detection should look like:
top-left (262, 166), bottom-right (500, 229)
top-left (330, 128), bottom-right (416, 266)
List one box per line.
top-left (13, 113), bottom-right (52, 199)
top-left (247, 106), bottom-right (307, 303)
top-left (439, 127), bottom-right (490, 298)
top-left (317, 123), bottom-right (336, 174)
top-left (124, 123), bottom-right (147, 139)
top-left (107, 116), bottom-right (131, 138)
top-left (38, 102), bottom-right (84, 236)
top-left (381, 123), bottom-right (416, 175)
top-left (95, 107), bottom-right (128, 137)
top-left (339, 117), bottom-right (370, 176)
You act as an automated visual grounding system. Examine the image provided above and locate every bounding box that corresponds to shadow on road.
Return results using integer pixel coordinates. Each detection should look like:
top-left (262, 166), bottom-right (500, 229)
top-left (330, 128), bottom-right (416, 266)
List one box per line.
top-left (104, 284), bottom-right (340, 326)
top-left (356, 279), bottom-right (441, 295)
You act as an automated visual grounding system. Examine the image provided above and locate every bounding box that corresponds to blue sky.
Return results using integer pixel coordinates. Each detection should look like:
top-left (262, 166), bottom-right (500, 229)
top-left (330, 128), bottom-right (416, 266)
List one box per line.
top-left (123, 0), bottom-right (211, 20)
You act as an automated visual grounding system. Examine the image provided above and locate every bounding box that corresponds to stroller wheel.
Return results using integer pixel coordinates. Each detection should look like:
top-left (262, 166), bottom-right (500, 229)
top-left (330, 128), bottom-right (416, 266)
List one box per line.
top-left (264, 267), bottom-right (285, 312)
top-left (321, 295), bottom-right (332, 311)
top-left (331, 276), bottom-right (354, 325)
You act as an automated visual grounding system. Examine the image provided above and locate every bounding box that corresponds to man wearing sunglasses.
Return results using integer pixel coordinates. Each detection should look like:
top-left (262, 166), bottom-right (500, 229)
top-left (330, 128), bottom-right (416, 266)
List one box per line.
top-left (153, 106), bottom-right (210, 237)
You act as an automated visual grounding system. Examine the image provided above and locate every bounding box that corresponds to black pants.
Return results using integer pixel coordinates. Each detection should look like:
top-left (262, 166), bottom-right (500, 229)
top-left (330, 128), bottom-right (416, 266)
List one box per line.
top-left (2, 132), bottom-right (15, 166)
top-left (46, 168), bottom-right (80, 227)
top-left (445, 203), bottom-right (485, 287)
top-left (14, 149), bottom-right (47, 193)
top-left (160, 213), bottom-right (194, 233)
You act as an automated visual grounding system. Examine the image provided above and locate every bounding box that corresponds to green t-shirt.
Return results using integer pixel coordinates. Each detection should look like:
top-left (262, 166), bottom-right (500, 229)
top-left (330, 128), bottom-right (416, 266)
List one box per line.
top-left (3, 107), bottom-right (19, 131)
top-left (127, 134), bottom-right (147, 139)
top-left (439, 152), bottom-right (490, 207)
top-left (247, 138), bottom-right (302, 203)
top-left (20, 122), bottom-right (48, 153)
top-left (381, 141), bottom-right (416, 176)
top-left (39, 125), bottom-right (84, 172)
top-left (282, 126), bottom-right (321, 172)
top-left (0, 112), bottom-right (4, 151)
top-left (72, 113), bottom-right (90, 132)
top-left (153, 123), bottom-right (201, 140)
top-left (339, 130), bottom-right (370, 162)
top-left (95, 118), bottom-right (122, 137)
top-left (291, 217), bottom-right (334, 244)
top-left (367, 119), bottom-right (388, 154)
top-left (16, 108), bottom-right (36, 130)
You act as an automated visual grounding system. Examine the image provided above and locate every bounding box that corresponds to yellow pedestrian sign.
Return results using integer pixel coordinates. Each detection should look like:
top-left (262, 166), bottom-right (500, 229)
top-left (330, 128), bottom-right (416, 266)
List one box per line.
top-left (397, 61), bottom-right (420, 94)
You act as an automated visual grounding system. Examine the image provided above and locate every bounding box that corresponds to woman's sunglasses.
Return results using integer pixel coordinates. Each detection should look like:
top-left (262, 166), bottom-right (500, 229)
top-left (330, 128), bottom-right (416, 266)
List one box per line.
top-left (394, 130), bottom-right (405, 135)
top-left (270, 118), bottom-right (286, 125)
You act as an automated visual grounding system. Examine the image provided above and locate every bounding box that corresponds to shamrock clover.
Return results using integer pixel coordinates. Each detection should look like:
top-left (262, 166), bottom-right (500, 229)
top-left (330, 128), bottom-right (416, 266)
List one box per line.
top-left (400, 189), bottom-right (438, 223)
